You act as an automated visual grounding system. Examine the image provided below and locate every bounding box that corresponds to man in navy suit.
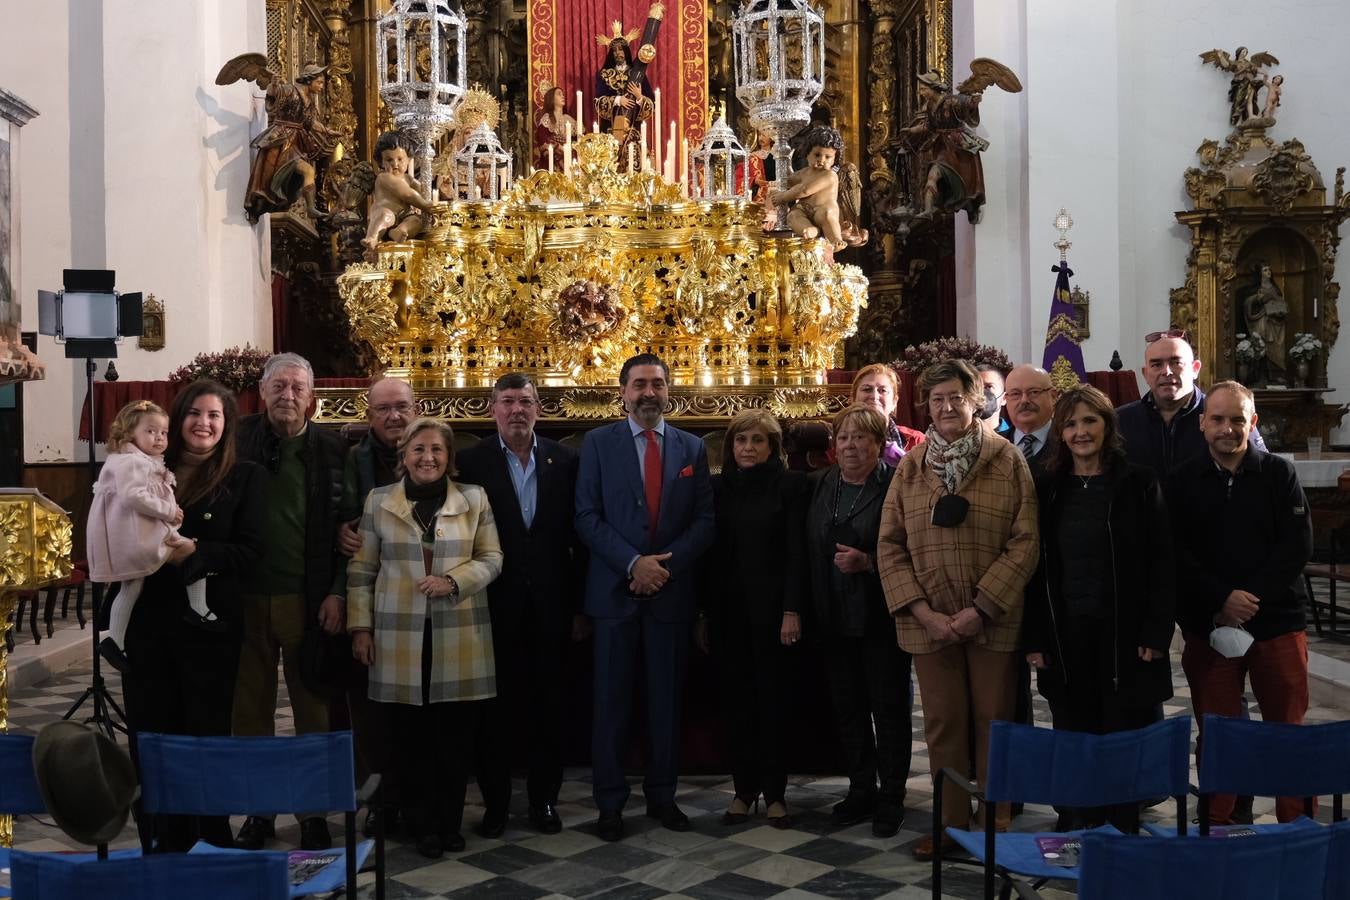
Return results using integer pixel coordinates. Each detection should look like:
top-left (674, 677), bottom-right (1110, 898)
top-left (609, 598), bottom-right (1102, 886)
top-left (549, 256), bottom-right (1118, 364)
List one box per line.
top-left (457, 373), bottom-right (585, 837)
top-left (575, 353), bottom-right (715, 842)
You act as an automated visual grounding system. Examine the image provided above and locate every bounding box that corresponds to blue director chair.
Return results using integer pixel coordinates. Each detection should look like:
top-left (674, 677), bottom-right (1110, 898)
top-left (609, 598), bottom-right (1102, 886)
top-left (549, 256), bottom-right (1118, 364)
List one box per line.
top-left (9, 849), bottom-right (289, 900)
top-left (134, 731), bottom-right (383, 900)
top-left (1055, 820), bottom-right (1348, 900)
top-left (932, 716), bottom-right (1192, 900)
top-left (1192, 715), bottom-right (1350, 833)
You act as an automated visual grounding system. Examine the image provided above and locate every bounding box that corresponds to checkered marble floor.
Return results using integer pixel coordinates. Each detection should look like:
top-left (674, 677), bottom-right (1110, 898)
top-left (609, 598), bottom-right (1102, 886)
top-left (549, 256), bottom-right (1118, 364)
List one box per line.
top-left (6, 654), bottom-right (1346, 900)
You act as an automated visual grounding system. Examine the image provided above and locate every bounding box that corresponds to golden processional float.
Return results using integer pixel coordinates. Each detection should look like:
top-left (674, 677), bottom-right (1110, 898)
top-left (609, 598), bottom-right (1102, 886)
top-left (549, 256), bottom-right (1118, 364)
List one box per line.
top-left (322, 0), bottom-right (866, 428)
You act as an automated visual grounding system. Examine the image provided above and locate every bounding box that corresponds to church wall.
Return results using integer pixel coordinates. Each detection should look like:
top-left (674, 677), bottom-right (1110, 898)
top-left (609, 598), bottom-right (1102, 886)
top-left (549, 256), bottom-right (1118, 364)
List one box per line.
top-left (962, 0), bottom-right (1350, 436)
top-left (2, 0), bottom-right (270, 464)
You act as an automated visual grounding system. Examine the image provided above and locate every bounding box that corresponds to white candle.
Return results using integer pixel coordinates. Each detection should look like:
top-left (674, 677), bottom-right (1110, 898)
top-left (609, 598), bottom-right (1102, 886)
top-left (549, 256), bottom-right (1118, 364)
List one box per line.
top-left (680, 139), bottom-right (689, 196)
top-left (576, 89), bottom-right (584, 133)
top-left (640, 122), bottom-right (648, 166)
top-left (653, 88), bottom-right (662, 171)
top-left (547, 144), bottom-right (554, 173)
top-left (563, 122), bottom-right (572, 175)
top-left (593, 119), bottom-right (599, 134)
top-left (628, 143), bottom-right (636, 173)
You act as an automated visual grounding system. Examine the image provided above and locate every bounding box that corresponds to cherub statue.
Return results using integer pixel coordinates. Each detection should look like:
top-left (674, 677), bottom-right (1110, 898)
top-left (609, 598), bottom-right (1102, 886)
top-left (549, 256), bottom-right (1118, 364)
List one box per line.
top-left (1200, 47), bottom-right (1280, 125)
top-left (215, 54), bottom-right (338, 222)
top-left (893, 59), bottom-right (1022, 223)
top-left (362, 131), bottom-right (433, 256)
top-left (769, 126), bottom-right (867, 252)
top-left (1261, 73), bottom-right (1284, 120)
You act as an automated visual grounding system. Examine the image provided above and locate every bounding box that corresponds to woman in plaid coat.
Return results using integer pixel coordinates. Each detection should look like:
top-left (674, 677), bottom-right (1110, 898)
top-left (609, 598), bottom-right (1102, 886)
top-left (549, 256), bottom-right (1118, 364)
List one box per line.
top-left (347, 418), bottom-right (503, 858)
top-left (877, 360), bottom-right (1039, 860)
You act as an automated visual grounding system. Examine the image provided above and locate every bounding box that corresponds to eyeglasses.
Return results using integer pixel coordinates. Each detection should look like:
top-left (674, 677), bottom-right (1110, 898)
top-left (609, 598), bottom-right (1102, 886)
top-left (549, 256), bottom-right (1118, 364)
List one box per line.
top-left (1004, 388), bottom-right (1051, 402)
top-left (927, 394), bottom-right (970, 410)
top-left (371, 402), bottom-right (415, 418)
top-left (1145, 328), bottom-right (1188, 344)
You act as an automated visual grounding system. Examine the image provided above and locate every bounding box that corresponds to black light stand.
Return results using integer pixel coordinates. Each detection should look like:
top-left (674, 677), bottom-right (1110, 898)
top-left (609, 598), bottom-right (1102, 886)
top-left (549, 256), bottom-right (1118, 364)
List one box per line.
top-left (38, 269), bottom-right (141, 741)
top-left (62, 356), bottom-right (127, 738)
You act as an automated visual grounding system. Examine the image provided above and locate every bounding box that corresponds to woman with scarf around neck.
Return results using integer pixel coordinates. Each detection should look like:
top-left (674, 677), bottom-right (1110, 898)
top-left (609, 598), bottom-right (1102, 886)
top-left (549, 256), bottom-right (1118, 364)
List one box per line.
top-left (876, 360), bottom-right (1039, 860)
top-left (698, 411), bottom-right (809, 829)
top-left (346, 418), bottom-right (503, 859)
top-left (1021, 386), bottom-right (1175, 833)
top-left (805, 405), bottom-right (914, 838)
top-left (121, 379), bottom-right (267, 853)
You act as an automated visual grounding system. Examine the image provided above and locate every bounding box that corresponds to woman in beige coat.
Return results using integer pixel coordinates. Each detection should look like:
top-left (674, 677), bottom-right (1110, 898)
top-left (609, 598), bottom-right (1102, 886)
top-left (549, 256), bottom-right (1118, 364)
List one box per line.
top-left (877, 360), bottom-right (1039, 860)
top-left (347, 418), bottom-right (503, 858)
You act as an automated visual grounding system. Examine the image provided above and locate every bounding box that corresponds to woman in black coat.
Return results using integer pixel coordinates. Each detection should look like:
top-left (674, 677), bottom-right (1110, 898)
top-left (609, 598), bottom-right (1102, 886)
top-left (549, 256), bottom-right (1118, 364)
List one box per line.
top-left (702, 411), bottom-right (808, 828)
top-left (804, 405), bottom-right (912, 838)
top-left (121, 380), bottom-right (266, 852)
top-left (1022, 385), bottom-right (1175, 832)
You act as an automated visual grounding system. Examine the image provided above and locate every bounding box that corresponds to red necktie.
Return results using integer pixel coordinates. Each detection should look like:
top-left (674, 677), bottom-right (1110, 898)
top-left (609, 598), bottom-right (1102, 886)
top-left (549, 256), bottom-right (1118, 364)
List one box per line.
top-left (644, 429), bottom-right (662, 536)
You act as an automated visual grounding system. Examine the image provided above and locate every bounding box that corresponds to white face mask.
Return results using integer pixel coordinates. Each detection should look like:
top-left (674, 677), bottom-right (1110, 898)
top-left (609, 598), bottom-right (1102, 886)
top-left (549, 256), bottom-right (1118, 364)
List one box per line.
top-left (1209, 626), bottom-right (1254, 659)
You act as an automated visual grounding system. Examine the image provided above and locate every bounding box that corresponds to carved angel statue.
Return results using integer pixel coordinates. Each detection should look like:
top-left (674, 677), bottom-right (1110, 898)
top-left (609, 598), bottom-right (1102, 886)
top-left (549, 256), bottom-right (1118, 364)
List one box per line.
top-left (769, 125), bottom-right (868, 252)
top-left (892, 58), bottom-right (1022, 223)
top-left (1199, 47), bottom-right (1280, 126)
top-left (215, 53), bottom-right (338, 222)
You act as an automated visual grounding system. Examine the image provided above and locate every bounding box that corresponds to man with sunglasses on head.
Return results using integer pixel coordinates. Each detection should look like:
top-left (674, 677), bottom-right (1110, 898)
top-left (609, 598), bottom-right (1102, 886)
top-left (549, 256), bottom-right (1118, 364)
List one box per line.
top-left (1117, 330), bottom-right (1265, 480)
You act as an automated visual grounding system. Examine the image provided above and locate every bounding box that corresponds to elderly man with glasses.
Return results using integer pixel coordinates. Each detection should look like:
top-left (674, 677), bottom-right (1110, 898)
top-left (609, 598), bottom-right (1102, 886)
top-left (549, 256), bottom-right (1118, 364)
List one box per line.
top-left (332, 376), bottom-right (418, 837)
top-left (1117, 330), bottom-right (1265, 479)
top-left (1003, 365), bottom-right (1059, 481)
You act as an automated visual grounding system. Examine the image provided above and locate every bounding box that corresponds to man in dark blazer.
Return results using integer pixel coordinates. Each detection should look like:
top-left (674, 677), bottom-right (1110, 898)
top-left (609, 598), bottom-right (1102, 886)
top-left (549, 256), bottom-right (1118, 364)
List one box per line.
top-left (1003, 364), bottom-right (1058, 481)
top-left (456, 373), bottom-right (584, 837)
top-left (575, 353), bottom-right (715, 842)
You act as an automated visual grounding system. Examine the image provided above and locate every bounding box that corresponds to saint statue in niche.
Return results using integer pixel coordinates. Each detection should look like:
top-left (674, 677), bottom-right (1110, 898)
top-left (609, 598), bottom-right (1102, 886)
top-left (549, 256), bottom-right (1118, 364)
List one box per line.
top-left (1240, 260), bottom-right (1289, 380)
top-left (593, 18), bottom-right (657, 172)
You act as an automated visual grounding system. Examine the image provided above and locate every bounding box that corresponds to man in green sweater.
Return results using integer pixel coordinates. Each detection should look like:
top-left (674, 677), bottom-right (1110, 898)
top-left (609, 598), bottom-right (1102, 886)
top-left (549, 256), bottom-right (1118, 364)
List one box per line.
top-left (232, 353), bottom-right (350, 852)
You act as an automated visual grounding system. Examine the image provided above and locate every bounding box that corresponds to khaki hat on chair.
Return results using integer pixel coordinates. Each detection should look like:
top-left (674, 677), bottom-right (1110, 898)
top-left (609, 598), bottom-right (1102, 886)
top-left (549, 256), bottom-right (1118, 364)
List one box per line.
top-left (32, 721), bottom-right (139, 846)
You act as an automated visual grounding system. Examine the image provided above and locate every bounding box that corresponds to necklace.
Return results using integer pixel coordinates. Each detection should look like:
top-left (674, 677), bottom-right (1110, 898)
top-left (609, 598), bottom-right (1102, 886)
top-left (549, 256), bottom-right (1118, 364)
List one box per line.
top-left (411, 507), bottom-right (435, 536)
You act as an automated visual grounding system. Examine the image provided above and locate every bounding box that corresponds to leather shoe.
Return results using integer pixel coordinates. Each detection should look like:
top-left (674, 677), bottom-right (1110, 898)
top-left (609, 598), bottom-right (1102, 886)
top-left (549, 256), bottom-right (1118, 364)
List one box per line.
top-left (299, 817), bottom-right (332, 851)
top-left (830, 792), bottom-right (876, 828)
top-left (477, 810), bottom-right (507, 839)
top-left (529, 804), bottom-right (563, 834)
top-left (596, 810), bottom-right (624, 842)
top-left (441, 832), bottom-right (466, 852)
top-left (646, 803), bottom-right (691, 832)
top-left (415, 833), bottom-right (443, 859)
top-left (873, 802), bottom-right (906, 838)
top-left (98, 638), bottom-right (130, 675)
top-left (233, 816), bottom-right (275, 850)
top-left (363, 807), bottom-right (398, 837)
top-left (911, 833), bottom-right (959, 861)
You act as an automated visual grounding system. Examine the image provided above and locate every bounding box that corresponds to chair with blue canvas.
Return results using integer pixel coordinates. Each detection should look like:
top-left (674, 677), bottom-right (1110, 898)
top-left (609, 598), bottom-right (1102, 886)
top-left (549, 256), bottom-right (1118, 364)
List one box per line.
top-left (1007, 821), bottom-right (1346, 900)
top-left (9, 849), bottom-right (290, 900)
top-left (134, 731), bottom-right (383, 900)
top-left (931, 716), bottom-right (1192, 900)
top-left (1144, 715), bottom-right (1350, 837)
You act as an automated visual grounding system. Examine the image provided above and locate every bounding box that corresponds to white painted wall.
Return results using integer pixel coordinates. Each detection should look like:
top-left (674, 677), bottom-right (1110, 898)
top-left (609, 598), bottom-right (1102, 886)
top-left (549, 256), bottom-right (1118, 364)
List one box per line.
top-left (1, 0), bottom-right (269, 463)
top-left (959, 0), bottom-right (1350, 437)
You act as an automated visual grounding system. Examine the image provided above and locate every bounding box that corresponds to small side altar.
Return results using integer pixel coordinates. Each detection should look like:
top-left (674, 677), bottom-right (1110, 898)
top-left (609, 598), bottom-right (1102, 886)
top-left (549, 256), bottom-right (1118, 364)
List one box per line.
top-left (333, 131), bottom-right (869, 425)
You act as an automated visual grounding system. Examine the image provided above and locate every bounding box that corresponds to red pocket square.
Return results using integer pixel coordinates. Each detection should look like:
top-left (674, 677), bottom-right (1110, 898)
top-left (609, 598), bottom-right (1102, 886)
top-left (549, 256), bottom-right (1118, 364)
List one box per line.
top-left (679, 464), bottom-right (695, 477)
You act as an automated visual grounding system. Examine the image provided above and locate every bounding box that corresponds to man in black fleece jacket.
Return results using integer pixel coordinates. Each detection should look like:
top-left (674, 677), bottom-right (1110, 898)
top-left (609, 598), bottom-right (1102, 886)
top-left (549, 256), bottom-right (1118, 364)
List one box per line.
top-left (1167, 381), bottom-right (1312, 826)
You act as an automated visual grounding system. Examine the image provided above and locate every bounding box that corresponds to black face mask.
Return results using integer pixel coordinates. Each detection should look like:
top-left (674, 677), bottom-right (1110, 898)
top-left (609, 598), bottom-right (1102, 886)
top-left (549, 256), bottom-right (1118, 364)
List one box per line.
top-left (977, 386), bottom-right (1001, 421)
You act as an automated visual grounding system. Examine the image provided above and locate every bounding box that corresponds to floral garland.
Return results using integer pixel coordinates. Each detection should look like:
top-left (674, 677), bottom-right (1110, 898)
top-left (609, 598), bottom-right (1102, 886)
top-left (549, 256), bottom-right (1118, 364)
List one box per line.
top-left (168, 345), bottom-right (271, 394)
top-left (892, 337), bottom-right (1012, 375)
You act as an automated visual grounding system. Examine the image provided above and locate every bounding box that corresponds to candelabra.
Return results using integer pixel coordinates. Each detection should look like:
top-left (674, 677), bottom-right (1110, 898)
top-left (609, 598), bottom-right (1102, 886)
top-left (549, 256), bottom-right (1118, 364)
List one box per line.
top-left (732, 0), bottom-right (825, 228)
top-left (376, 0), bottom-right (468, 199)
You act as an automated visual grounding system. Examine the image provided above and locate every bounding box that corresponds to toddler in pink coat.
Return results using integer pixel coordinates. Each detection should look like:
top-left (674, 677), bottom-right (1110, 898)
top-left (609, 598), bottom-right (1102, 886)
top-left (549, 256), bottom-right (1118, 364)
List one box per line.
top-left (86, 400), bottom-right (216, 672)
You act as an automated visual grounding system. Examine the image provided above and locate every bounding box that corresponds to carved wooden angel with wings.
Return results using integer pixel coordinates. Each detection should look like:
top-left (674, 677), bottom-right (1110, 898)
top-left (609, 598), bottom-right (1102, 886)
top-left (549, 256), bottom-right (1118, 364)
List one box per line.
top-left (893, 58), bottom-right (1022, 223)
top-left (1200, 47), bottom-right (1280, 126)
top-left (215, 53), bottom-right (337, 222)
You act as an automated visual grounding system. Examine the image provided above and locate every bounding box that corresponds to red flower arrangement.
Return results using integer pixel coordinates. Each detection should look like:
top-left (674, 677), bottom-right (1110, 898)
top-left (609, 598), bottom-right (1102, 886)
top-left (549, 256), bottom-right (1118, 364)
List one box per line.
top-left (168, 345), bottom-right (272, 394)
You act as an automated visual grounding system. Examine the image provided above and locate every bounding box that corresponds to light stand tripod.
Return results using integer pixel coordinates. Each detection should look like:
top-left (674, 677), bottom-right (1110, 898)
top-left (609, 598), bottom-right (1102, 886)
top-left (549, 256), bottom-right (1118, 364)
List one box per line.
top-left (63, 356), bottom-right (127, 738)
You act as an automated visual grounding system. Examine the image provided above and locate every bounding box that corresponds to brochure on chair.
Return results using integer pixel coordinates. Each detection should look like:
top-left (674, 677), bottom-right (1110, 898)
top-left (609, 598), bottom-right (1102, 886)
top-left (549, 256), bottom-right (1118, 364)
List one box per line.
top-left (1207, 825), bottom-right (1258, 838)
top-left (1035, 836), bottom-right (1081, 867)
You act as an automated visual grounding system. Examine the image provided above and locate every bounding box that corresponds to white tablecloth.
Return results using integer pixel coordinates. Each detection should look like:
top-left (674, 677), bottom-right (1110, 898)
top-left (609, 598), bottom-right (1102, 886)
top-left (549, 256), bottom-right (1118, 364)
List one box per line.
top-left (1276, 453), bottom-right (1350, 489)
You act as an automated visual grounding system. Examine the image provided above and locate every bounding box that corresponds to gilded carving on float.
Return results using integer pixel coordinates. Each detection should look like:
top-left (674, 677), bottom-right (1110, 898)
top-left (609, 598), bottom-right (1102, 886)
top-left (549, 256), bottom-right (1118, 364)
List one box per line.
top-left (1, 489), bottom-right (74, 849)
top-left (337, 131), bottom-right (869, 394)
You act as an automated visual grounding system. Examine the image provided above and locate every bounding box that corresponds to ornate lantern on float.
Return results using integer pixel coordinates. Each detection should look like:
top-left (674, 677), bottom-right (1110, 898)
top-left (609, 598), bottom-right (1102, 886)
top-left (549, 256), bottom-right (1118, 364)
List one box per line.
top-left (692, 114), bottom-right (750, 201)
top-left (452, 122), bottom-right (513, 202)
top-left (732, 0), bottom-right (825, 226)
top-left (376, 0), bottom-right (468, 199)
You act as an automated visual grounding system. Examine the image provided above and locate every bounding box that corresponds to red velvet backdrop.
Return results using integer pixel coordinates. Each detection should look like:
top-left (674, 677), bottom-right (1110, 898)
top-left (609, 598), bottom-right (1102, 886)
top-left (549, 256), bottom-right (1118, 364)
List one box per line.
top-left (528, 0), bottom-right (708, 158)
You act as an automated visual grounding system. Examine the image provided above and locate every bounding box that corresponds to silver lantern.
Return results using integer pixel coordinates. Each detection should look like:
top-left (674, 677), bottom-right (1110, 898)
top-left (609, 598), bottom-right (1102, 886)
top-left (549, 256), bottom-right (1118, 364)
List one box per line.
top-left (692, 114), bottom-right (750, 201)
top-left (376, 0), bottom-right (468, 199)
top-left (451, 122), bottom-right (514, 202)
